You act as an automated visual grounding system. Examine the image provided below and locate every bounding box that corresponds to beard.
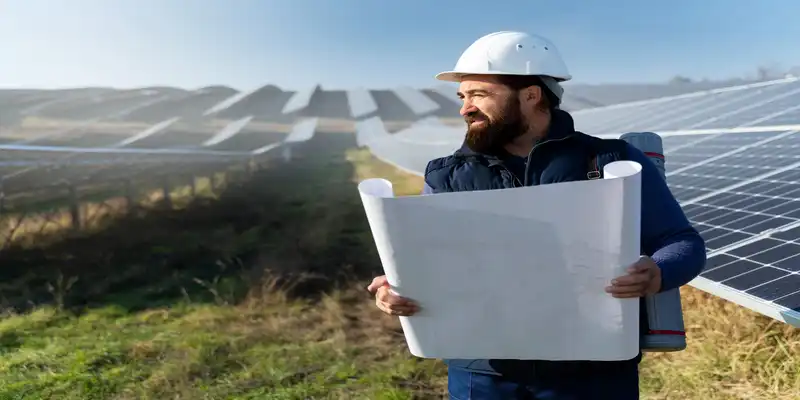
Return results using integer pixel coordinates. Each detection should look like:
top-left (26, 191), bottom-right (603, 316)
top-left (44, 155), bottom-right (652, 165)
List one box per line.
top-left (463, 96), bottom-right (528, 155)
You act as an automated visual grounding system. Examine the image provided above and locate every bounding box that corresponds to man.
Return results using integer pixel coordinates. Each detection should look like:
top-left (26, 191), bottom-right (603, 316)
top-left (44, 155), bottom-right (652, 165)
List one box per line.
top-left (366, 31), bottom-right (707, 399)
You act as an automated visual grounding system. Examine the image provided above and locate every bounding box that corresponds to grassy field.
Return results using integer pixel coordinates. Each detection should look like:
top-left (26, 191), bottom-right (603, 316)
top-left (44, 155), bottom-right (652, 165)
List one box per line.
top-left (0, 132), bottom-right (797, 399)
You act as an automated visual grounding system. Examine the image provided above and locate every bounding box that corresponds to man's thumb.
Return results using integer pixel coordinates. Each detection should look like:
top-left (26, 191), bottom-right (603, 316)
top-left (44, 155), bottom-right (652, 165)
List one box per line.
top-left (366, 276), bottom-right (388, 293)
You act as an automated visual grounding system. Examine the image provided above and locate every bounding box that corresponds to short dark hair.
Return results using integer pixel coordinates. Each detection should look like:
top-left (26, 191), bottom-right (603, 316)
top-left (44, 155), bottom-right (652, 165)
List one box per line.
top-left (496, 75), bottom-right (559, 110)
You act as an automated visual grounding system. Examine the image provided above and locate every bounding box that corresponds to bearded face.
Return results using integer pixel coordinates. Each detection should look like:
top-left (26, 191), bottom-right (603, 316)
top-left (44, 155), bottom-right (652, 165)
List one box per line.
top-left (463, 93), bottom-right (528, 155)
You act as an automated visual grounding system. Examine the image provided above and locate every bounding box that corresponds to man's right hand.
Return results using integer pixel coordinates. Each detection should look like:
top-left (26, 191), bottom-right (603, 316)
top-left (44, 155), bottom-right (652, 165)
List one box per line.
top-left (366, 275), bottom-right (420, 316)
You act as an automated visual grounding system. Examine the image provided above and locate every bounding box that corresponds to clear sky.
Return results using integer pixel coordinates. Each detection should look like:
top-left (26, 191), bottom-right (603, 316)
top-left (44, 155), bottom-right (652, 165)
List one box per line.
top-left (1, 0), bottom-right (799, 91)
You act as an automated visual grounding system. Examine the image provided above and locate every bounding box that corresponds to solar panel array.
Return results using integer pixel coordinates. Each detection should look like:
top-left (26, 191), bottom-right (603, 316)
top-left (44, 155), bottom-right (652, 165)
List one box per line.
top-left (353, 76), bottom-right (800, 327)
top-left (0, 83), bottom-right (481, 209)
top-left (2, 76), bottom-right (799, 327)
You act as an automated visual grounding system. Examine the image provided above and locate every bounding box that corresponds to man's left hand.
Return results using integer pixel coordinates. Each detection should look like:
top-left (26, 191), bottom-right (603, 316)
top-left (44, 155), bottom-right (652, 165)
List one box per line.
top-left (605, 256), bottom-right (662, 298)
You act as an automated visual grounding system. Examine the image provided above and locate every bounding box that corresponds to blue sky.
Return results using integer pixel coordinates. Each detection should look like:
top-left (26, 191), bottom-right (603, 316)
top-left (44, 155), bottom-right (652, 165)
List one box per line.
top-left (1, 0), bottom-right (799, 91)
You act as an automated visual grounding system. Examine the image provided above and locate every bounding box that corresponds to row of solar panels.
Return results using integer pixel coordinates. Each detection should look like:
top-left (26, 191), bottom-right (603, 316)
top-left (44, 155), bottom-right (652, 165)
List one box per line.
top-left (354, 111), bottom-right (800, 327)
top-left (3, 77), bottom-right (761, 126)
top-left (572, 77), bottom-right (800, 135)
top-left (0, 85), bottom-right (462, 127)
top-left (8, 73), bottom-right (797, 200)
top-left (0, 118), bottom-right (319, 202)
top-left (2, 75), bottom-right (780, 132)
top-left (1, 77), bottom-right (797, 195)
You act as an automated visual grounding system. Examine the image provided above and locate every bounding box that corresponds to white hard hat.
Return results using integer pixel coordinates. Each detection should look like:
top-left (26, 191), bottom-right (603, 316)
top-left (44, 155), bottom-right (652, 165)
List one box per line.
top-left (435, 31), bottom-right (572, 83)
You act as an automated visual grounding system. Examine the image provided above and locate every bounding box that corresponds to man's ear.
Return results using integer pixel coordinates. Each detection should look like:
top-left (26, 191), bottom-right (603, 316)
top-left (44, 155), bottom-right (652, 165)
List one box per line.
top-left (522, 85), bottom-right (542, 104)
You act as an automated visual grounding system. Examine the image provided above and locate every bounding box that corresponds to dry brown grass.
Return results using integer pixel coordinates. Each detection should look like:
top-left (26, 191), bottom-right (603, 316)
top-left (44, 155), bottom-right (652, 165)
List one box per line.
top-left (639, 287), bottom-right (800, 399)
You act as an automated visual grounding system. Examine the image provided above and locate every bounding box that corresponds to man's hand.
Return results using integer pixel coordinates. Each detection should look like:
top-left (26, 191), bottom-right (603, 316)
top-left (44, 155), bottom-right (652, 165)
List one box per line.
top-left (605, 256), bottom-right (662, 298)
top-left (367, 275), bottom-right (420, 316)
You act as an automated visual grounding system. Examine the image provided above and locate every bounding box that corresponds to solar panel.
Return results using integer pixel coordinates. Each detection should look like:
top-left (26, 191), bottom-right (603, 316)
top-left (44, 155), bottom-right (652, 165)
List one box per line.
top-left (346, 88), bottom-right (379, 118)
top-left (281, 86), bottom-right (316, 114)
top-left (666, 131), bottom-right (800, 200)
top-left (624, 91), bottom-right (738, 133)
top-left (691, 81), bottom-right (800, 129)
top-left (571, 78), bottom-right (800, 135)
top-left (745, 101), bottom-right (800, 127)
top-left (115, 117), bottom-right (181, 147)
top-left (641, 83), bottom-right (793, 132)
top-left (355, 116), bottom-right (457, 175)
top-left (391, 117), bottom-right (462, 145)
top-left (123, 89), bottom-right (233, 123)
top-left (283, 118), bottom-right (318, 144)
top-left (692, 222), bottom-right (800, 322)
top-left (663, 131), bottom-right (785, 173)
top-left (390, 86), bottom-right (441, 116)
top-left (202, 116), bottom-right (255, 146)
top-left (203, 89), bottom-right (251, 115)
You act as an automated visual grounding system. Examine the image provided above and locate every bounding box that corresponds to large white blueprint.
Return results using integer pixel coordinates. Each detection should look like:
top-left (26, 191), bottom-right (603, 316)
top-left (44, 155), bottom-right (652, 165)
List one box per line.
top-left (358, 161), bottom-right (643, 361)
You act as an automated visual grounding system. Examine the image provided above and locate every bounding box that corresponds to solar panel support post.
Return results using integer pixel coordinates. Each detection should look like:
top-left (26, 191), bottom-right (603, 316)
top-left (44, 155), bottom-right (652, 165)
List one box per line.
top-left (211, 173), bottom-right (218, 192)
top-left (245, 158), bottom-right (254, 176)
top-left (123, 179), bottom-right (136, 212)
top-left (67, 185), bottom-right (81, 231)
top-left (162, 176), bottom-right (172, 209)
top-left (0, 180), bottom-right (5, 214)
top-left (189, 176), bottom-right (197, 197)
top-left (281, 145), bottom-right (292, 163)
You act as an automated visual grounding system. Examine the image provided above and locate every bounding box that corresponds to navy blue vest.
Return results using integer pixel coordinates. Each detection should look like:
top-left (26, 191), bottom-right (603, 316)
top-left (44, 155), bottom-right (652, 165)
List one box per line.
top-left (423, 110), bottom-right (640, 376)
top-left (425, 110), bottom-right (629, 192)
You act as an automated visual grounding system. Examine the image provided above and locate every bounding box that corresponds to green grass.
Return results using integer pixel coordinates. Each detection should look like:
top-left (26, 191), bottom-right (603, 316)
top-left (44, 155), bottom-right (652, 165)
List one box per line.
top-left (0, 131), bottom-right (797, 399)
top-left (0, 295), bottom-right (443, 399)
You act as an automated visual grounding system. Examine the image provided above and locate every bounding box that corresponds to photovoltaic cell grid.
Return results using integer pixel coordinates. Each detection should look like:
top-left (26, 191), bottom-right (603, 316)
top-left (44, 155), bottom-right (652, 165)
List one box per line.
top-left (699, 224), bottom-right (800, 312)
top-left (679, 167), bottom-right (800, 252)
top-left (695, 81), bottom-right (800, 130)
top-left (664, 131), bottom-right (800, 249)
top-left (661, 134), bottom-right (715, 154)
top-left (663, 81), bottom-right (799, 131)
top-left (665, 131), bottom-right (797, 196)
top-left (573, 78), bottom-right (800, 135)
top-left (646, 127), bottom-right (800, 321)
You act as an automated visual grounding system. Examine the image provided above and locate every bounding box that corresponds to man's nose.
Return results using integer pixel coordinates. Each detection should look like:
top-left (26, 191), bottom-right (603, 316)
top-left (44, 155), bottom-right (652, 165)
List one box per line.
top-left (460, 100), bottom-right (477, 117)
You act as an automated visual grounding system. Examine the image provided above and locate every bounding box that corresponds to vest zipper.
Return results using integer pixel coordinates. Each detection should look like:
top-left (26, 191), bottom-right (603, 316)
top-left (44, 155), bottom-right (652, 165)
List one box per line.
top-left (499, 165), bottom-right (524, 187)
top-left (522, 134), bottom-right (576, 186)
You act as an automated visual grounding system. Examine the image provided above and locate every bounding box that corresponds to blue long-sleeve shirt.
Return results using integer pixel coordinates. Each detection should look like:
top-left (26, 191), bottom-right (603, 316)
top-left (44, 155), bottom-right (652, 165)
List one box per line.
top-left (421, 143), bottom-right (707, 292)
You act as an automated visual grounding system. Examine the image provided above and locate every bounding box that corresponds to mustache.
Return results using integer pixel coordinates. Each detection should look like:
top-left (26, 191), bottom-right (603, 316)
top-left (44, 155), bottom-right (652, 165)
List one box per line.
top-left (464, 112), bottom-right (488, 124)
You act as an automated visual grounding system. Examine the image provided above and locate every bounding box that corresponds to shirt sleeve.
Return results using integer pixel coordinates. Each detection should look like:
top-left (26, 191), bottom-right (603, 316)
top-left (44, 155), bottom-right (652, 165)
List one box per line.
top-left (626, 143), bottom-right (708, 292)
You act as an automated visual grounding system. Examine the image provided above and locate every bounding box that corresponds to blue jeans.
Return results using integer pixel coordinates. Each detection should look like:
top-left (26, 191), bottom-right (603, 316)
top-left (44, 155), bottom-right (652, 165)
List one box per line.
top-left (447, 361), bottom-right (639, 400)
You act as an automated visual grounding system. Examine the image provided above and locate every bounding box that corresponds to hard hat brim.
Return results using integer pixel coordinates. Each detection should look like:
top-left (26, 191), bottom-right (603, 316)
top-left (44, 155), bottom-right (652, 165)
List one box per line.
top-left (434, 71), bottom-right (465, 82)
top-left (435, 71), bottom-right (572, 82)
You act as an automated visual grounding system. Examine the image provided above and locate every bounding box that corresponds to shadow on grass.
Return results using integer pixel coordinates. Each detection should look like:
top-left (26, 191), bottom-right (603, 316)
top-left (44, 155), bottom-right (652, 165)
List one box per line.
top-left (0, 132), bottom-right (383, 315)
